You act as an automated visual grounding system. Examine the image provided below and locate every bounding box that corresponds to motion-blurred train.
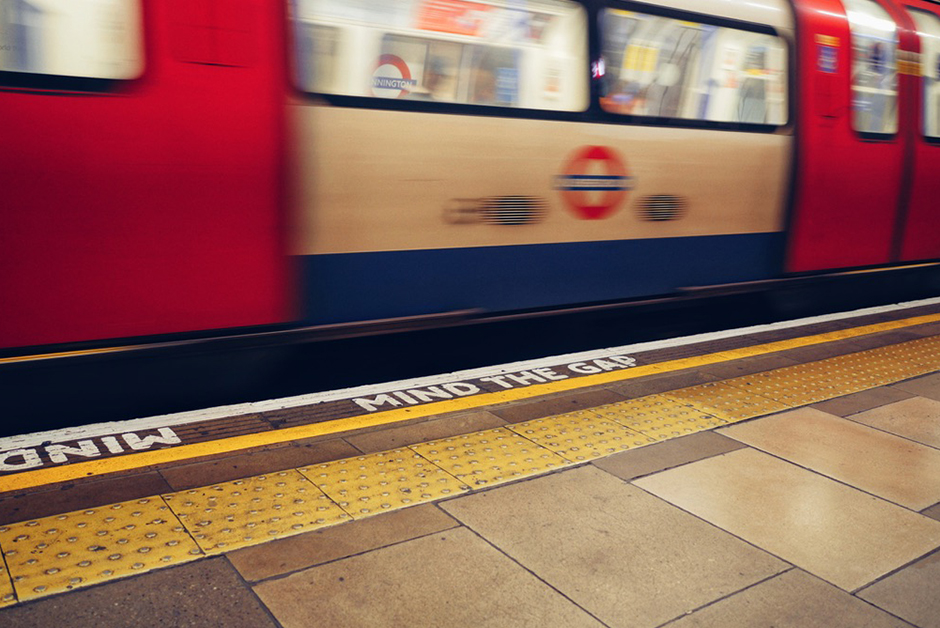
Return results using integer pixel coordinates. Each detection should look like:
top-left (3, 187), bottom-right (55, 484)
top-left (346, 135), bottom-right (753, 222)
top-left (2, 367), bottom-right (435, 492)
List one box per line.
top-left (2, 0), bottom-right (940, 356)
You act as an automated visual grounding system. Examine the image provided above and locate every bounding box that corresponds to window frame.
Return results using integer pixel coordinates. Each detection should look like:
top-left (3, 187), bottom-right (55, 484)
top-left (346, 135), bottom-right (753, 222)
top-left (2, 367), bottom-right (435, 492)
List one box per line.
top-left (289, 0), bottom-right (793, 134)
top-left (906, 5), bottom-right (940, 144)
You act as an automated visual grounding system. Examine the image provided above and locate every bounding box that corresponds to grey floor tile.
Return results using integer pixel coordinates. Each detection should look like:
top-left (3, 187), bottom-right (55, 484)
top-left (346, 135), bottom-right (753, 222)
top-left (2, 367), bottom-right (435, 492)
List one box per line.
top-left (160, 438), bottom-right (358, 490)
top-left (491, 389), bottom-right (626, 423)
top-left (253, 527), bottom-right (605, 628)
top-left (606, 370), bottom-right (719, 399)
top-left (859, 550), bottom-right (940, 628)
top-left (636, 448), bottom-right (940, 591)
top-left (0, 558), bottom-right (277, 628)
top-left (669, 569), bottom-right (909, 628)
top-left (228, 504), bottom-right (458, 582)
top-left (346, 411), bottom-right (505, 452)
top-left (894, 374), bottom-right (940, 402)
top-left (593, 431), bottom-right (745, 481)
top-left (720, 409), bottom-right (940, 510)
top-left (811, 387), bottom-right (916, 418)
top-left (923, 503), bottom-right (940, 522)
top-left (442, 466), bottom-right (787, 628)
top-left (699, 353), bottom-right (799, 380)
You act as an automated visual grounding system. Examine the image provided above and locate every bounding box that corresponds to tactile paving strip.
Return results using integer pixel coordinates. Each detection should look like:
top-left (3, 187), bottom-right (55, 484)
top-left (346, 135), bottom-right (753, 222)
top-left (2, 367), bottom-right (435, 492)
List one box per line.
top-left (507, 410), bottom-right (655, 462)
top-left (299, 449), bottom-right (468, 518)
top-left (0, 554), bottom-right (15, 607)
top-left (163, 470), bottom-right (349, 554)
top-left (593, 395), bottom-right (730, 439)
top-left (0, 498), bottom-right (202, 602)
top-left (410, 427), bottom-right (570, 488)
top-left (664, 382), bottom-right (790, 423)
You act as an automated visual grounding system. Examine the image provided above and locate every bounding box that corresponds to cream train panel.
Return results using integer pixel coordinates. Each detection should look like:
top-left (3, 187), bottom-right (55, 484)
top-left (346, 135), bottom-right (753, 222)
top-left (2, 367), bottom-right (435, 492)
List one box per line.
top-left (651, 0), bottom-right (794, 31)
top-left (291, 106), bottom-right (792, 256)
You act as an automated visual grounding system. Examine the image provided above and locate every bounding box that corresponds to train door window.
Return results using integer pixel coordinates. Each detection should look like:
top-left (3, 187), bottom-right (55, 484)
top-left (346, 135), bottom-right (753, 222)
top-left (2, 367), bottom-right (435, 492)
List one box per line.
top-left (599, 9), bottom-right (787, 126)
top-left (843, 0), bottom-right (899, 136)
top-left (0, 0), bottom-right (142, 80)
top-left (290, 0), bottom-right (588, 112)
top-left (907, 8), bottom-right (940, 139)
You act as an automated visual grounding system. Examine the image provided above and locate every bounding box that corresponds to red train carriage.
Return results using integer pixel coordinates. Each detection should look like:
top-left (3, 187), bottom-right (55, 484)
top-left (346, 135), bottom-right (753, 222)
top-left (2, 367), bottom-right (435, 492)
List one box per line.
top-left (1, 0), bottom-right (939, 356)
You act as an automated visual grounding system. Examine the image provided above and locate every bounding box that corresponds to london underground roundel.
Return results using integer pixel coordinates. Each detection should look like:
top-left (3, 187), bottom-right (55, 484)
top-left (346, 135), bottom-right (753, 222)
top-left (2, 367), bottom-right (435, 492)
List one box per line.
top-left (371, 54), bottom-right (417, 99)
top-left (556, 146), bottom-right (634, 220)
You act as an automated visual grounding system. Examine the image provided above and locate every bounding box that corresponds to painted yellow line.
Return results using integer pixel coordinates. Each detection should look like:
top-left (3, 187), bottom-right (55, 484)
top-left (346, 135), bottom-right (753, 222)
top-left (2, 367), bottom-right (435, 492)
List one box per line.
top-left (0, 345), bottom-right (144, 365)
top-left (3, 312), bottom-right (940, 494)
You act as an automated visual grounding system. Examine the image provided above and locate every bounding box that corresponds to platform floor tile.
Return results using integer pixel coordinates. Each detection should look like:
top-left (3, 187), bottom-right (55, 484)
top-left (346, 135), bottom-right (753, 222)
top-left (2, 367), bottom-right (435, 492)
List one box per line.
top-left (720, 408), bottom-right (940, 511)
top-left (859, 550), bottom-right (940, 628)
top-left (162, 470), bottom-right (349, 554)
top-left (442, 466), bottom-right (788, 628)
top-left (298, 449), bottom-right (468, 518)
top-left (409, 427), bottom-right (569, 488)
top-left (0, 498), bottom-right (203, 602)
top-left (849, 397), bottom-right (940, 449)
top-left (0, 554), bottom-right (14, 607)
top-left (506, 410), bottom-right (654, 462)
top-left (253, 527), bottom-right (606, 628)
top-left (635, 448), bottom-right (940, 591)
top-left (668, 569), bottom-right (909, 628)
top-left (663, 382), bottom-right (790, 422)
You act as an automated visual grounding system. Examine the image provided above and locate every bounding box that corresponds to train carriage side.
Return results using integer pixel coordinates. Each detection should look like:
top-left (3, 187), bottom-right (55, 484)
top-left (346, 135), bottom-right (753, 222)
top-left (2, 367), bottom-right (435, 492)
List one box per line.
top-left (0, 0), bottom-right (294, 351)
top-left (289, 0), bottom-right (796, 326)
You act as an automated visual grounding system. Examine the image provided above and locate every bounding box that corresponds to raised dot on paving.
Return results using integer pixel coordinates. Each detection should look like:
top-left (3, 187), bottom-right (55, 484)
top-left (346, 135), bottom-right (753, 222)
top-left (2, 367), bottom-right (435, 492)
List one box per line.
top-left (163, 470), bottom-right (349, 554)
top-left (0, 498), bottom-right (203, 602)
top-left (298, 449), bottom-right (468, 518)
top-left (507, 410), bottom-right (654, 462)
top-left (594, 394), bottom-right (731, 437)
top-left (410, 427), bottom-right (571, 488)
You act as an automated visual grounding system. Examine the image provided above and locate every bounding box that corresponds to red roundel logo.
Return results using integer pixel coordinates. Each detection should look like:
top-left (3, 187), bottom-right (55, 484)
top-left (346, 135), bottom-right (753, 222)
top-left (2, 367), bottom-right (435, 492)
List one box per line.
top-left (372, 54), bottom-right (417, 99)
top-left (556, 146), bottom-right (634, 220)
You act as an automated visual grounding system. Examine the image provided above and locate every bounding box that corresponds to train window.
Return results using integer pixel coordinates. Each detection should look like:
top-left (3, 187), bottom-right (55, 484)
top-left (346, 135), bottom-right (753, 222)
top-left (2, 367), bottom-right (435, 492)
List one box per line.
top-left (290, 0), bottom-right (588, 112)
top-left (844, 0), bottom-right (899, 136)
top-left (907, 8), bottom-right (940, 139)
top-left (599, 9), bottom-right (787, 126)
top-left (0, 0), bottom-right (142, 80)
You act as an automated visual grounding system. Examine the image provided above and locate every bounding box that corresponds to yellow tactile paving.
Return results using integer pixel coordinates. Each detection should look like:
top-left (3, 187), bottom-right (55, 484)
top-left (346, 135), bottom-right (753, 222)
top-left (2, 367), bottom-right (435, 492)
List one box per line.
top-left (0, 556), bottom-right (15, 607)
top-left (299, 449), bottom-right (468, 518)
top-left (508, 410), bottom-right (655, 462)
top-left (4, 331), bottom-right (940, 606)
top-left (592, 395), bottom-right (730, 439)
top-left (0, 498), bottom-right (202, 602)
top-left (664, 382), bottom-right (790, 423)
top-left (162, 470), bottom-right (349, 554)
top-left (410, 428), bottom-right (570, 488)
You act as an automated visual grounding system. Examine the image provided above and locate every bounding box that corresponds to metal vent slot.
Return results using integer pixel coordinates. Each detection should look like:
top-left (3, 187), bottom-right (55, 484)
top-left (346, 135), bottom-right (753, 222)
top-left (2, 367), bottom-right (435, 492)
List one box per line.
top-left (480, 196), bottom-right (547, 225)
top-left (637, 195), bottom-right (687, 222)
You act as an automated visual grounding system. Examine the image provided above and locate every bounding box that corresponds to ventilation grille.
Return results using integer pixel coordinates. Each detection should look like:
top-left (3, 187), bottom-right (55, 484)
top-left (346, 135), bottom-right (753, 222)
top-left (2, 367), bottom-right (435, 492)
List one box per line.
top-left (445, 196), bottom-right (547, 225)
top-left (637, 195), bottom-right (687, 222)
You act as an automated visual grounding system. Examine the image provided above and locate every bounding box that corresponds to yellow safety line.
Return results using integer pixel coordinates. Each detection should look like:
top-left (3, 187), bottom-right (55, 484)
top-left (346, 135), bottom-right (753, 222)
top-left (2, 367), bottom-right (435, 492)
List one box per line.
top-left (0, 345), bottom-right (144, 365)
top-left (3, 312), bottom-right (940, 494)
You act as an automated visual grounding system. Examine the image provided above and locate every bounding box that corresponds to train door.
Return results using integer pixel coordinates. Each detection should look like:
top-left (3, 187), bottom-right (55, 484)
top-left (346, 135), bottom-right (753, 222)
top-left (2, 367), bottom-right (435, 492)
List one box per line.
top-left (786, 0), bottom-right (917, 272)
top-left (896, 0), bottom-right (940, 261)
top-left (0, 0), bottom-right (293, 350)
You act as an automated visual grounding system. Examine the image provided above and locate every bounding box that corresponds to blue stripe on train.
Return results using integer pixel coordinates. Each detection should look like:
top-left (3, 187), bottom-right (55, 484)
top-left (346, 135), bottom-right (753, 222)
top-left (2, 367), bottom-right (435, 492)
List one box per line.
top-left (299, 233), bottom-right (784, 325)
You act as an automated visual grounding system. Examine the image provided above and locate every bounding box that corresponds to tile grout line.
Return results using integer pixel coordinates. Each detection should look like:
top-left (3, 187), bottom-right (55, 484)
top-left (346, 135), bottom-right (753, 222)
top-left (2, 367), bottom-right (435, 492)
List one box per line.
top-left (2, 334), bottom-right (940, 606)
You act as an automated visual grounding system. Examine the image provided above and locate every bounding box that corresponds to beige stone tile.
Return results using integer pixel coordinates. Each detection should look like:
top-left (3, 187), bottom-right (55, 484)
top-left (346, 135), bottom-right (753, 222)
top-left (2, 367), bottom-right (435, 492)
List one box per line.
top-left (811, 386), bottom-right (915, 417)
top-left (669, 569), bottom-right (909, 628)
top-left (160, 439), bottom-right (359, 491)
top-left (491, 389), bottom-right (626, 424)
top-left (635, 448), bottom-right (940, 591)
top-left (719, 408), bottom-right (940, 510)
top-left (860, 550), bottom-right (940, 628)
top-left (442, 466), bottom-right (786, 628)
top-left (228, 504), bottom-right (458, 582)
top-left (894, 373), bottom-right (940, 401)
top-left (252, 527), bottom-right (604, 628)
top-left (593, 431), bottom-right (745, 481)
top-left (849, 397), bottom-right (940, 448)
top-left (346, 411), bottom-right (505, 453)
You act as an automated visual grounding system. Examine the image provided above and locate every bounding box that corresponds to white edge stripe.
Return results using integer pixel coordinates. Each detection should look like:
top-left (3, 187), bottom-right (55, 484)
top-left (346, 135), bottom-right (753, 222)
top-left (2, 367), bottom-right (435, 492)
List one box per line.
top-left (4, 295), bottom-right (940, 451)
